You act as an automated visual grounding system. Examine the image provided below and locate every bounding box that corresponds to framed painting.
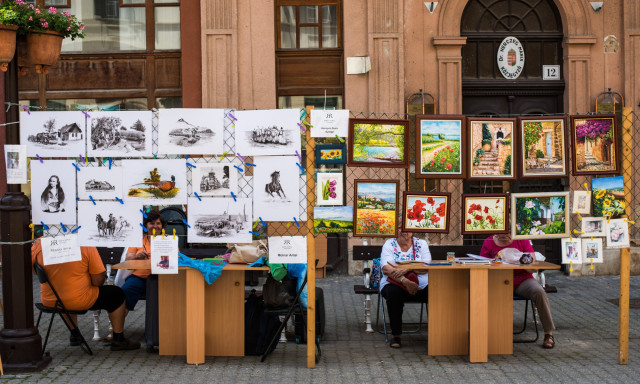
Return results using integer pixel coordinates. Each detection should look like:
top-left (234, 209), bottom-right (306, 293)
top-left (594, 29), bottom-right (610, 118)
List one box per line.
top-left (518, 117), bottom-right (568, 179)
top-left (591, 176), bottom-right (625, 218)
top-left (353, 179), bottom-right (398, 237)
top-left (233, 109), bottom-right (302, 156)
top-left (572, 190), bottom-right (591, 215)
top-left (348, 118), bottom-right (409, 168)
top-left (467, 118), bottom-right (516, 180)
top-left (581, 238), bottom-right (603, 263)
top-left (402, 192), bottom-right (451, 233)
top-left (20, 111), bottom-right (87, 158)
top-left (605, 218), bottom-right (630, 249)
top-left (461, 193), bottom-right (509, 235)
top-left (570, 115), bottom-right (619, 175)
top-left (315, 172), bottom-right (344, 206)
top-left (157, 108), bottom-right (225, 155)
top-left (582, 217), bottom-right (605, 237)
top-left (415, 115), bottom-right (465, 179)
top-left (313, 206), bottom-right (353, 234)
top-left (315, 143), bottom-right (347, 165)
top-left (511, 191), bottom-right (570, 240)
top-left (561, 238), bottom-right (582, 265)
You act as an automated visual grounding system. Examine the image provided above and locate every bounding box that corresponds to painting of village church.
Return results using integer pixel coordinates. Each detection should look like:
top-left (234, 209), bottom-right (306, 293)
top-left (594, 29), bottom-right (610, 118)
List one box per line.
top-left (468, 119), bottom-right (516, 180)
top-left (519, 117), bottom-right (568, 178)
top-left (187, 197), bottom-right (252, 243)
top-left (88, 111), bottom-right (152, 157)
top-left (157, 108), bottom-right (224, 155)
top-left (20, 111), bottom-right (86, 157)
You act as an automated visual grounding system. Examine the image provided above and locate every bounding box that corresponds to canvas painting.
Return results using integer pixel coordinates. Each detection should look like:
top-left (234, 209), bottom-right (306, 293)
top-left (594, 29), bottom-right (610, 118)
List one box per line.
top-left (252, 156), bottom-right (300, 221)
top-left (403, 192), bottom-right (450, 233)
top-left (511, 192), bottom-right (570, 239)
top-left (468, 119), bottom-right (516, 179)
top-left (605, 218), bottom-right (630, 248)
top-left (88, 111), bottom-right (152, 157)
top-left (316, 172), bottom-right (343, 206)
top-left (519, 117), bottom-right (568, 178)
top-left (461, 194), bottom-right (508, 234)
top-left (313, 206), bottom-right (353, 234)
top-left (157, 108), bottom-right (224, 155)
top-left (30, 160), bottom-right (77, 226)
top-left (353, 180), bottom-right (398, 237)
top-left (21, 111), bottom-right (86, 157)
top-left (348, 119), bottom-right (409, 168)
top-left (416, 116), bottom-right (464, 179)
top-left (122, 159), bottom-right (187, 205)
top-left (561, 238), bottom-right (582, 264)
top-left (77, 201), bottom-right (141, 247)
top-left (76, 164), bottom-right (124, 200)
top-left (571, 115), bottom-right (619, 175)
top-left (234, 109), bottom-right (302, 156)
top-left (582, 238), bottom-right (603, 263)
top-left (187, 197), bottom-right (252, 243)
top-left (591, 176), bottom-right (625, 218)
top-left (572, 190), bottom-right (591, 215)
top-left (191, 163), bottom-right (238, 197)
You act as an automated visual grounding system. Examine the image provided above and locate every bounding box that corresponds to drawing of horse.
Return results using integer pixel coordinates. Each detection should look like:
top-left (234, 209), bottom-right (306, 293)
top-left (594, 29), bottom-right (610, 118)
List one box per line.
top-left (96, 214), bottom-right (108, 237)
top-left (107, 214), bottom-right (117, 236)
top-left (265, 171), bottom-right (286, 199)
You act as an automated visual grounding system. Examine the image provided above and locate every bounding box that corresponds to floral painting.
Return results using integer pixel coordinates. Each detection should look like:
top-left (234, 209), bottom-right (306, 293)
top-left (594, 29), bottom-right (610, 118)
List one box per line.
top-left (315, 144), bottom-right (347, 165)
top-left (353, 180), bottom-right (398, 237)
top-left (314, 206), bottom-right (353, 233)
top-left (591, 176), bottom-right (625, 218)
top-left (316, 172), bottom-right (343, 206)
top-left (468, 118), bottom-right (516, 180)
top-left (348, 119), bottom-right (409, 168)
top-left (519, 117), bottom-right (568, 178)
top-left (402, 192), bottom-right (450, 233)
top-left (570, 115), bottom-right (619, 175)
top-left (605, 218), bottom-right (630, 249)
top-left (415, 116), bottom-right (464, 179)
top-left (461, 194), bottom-right (508, 234)
top-left (511, 192), bottom-right (570, 239)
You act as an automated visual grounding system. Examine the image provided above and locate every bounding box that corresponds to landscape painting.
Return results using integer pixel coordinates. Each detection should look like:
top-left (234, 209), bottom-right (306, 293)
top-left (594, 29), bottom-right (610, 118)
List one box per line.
top-left (403, 192), bottom-right (450, 233)
top-left (468, 118), bottom-right (516, 180)
top-left (122, 159), bottom-right (187, 205)
top-left (461, 194), bottom-right (508, 234)
top-left (511, 192), bottom-right (570, 240)
top-left (20, 111), bottom-right (86, 157)
top-left (252, 156), bottom-right (300, 221)
top-left (416, 115), bottom-right (464, 179)
top-left (591, 176), bottom-right (625, 218)
top-left (313, 206), bottom-right (353, 234)
top-left (234, 109), bottom-right (302, 156)
top-left (348, 118), bottom-right (409, 168)
top-left (187, 197), bottom-right (252, 243)
top-left (30, 160), bottom-right (77, 226)
top-left (353, 180), bottom-right (398, 237)
top-left (157, 108), bottom-right (224, 155)
top-left (88, 111), bottom-right (152, 157)
top-left (77, 201), bottom-right (141, 247)
top-left (571, 115), bottom-right (619, 175)
top-left (76, 164), bottom-right (124, 200)
top-left (191, 162), bottom-right (238, 197)
top-left (519, 117), bottom-right (568, 178)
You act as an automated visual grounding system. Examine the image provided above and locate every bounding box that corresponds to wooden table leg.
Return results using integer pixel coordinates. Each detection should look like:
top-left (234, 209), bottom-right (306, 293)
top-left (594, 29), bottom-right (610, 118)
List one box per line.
top-left (469, 269), bottom-right (488, 363)
top-left (428, 269), bottom-right (469, 355)
top-left (185, 268), bottom-right (205, 365)
top-left (488, 269), bottom-right (513, 355)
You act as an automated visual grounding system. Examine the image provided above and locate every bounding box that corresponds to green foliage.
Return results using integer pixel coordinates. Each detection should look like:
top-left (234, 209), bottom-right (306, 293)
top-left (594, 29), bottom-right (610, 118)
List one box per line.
top-left (2, 1), bottom-right (85, 39)
top-left (502, 155), bottom-right (511, 175)
top-left (536, 150), bottom-right (544, 159)
top-left (482, 123), bottom-right (492, 141)
top-left (523, 121), bottom-right (543, 155)
top-left (501, 138), bottom-right (511, 146)
top-left (421, 134), bottom-right (441, 144)
top-left (421, 142), bottom-right (460, 173)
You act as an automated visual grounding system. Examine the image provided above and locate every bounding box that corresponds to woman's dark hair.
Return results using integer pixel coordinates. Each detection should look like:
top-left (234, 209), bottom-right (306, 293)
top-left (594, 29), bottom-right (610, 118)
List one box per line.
top-left (144, 210), bottom-right (167, 228)
top-left (41, 175), bottom-right (65, 207)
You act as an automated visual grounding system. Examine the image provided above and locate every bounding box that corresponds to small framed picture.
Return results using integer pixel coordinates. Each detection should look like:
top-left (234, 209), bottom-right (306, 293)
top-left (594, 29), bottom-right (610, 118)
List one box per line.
top-left (348, 118), bottom-right (410, 168)
top-left (511, 191), bottom-right (570, 240)
top-left (581, 238), bottom-right (604, 263)
top-left (605, 218), bottom-right (630, 248)
top-left (561, 238), bottom-right (582, 265)
top-left (467, 118), bottom-right (517, 180)
top-left (572, 190), bottom-right (591, 215)
top-left (591, 176), bottom-right (625, 218)
top-left (415, 115), bottom-right (466, 179)
top-left (315, 172), bottom-right (344, 206)
top-left (582, 217), bottom-right (605, 237)
top-left (315, 143), bottom-right (347, 165)
top-left (402, 192), bottom-right (451, 233)
top-left (518, 117), bottom-right (568, 179)
top-left (570, 115), bottom-right (620, 175)
top-left (353, 179), bottom-right (399, 237)
top-left (461, 193), bottom-right (509, 235)
top-left (313, 206), bottom-right (353, 234)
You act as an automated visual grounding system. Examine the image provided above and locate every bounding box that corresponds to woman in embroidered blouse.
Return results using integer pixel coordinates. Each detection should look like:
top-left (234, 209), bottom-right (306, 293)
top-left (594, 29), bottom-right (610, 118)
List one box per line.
top-left (41, 175), bottom-right (66, 213)
top-left (380, 227), bottom-right (431, 348)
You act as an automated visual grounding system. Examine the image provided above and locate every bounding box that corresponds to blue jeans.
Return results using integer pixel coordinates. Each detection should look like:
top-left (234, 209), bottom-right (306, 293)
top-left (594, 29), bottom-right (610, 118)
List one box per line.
top-left (121, 275), bottom-right (146, 311)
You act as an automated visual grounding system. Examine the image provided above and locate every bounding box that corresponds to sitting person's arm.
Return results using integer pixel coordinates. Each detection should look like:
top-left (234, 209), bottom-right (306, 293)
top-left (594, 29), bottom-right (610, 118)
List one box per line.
top-left (125, 245), bottom-right (149, 261)
top-left (86, 247), bottom-right (107, 286)
top-left (381, 241), bottom-right (418, 294)
top-left (91, 272), bottom-right (107, 287)
top-left (514, 240), bottom-right (537, 273)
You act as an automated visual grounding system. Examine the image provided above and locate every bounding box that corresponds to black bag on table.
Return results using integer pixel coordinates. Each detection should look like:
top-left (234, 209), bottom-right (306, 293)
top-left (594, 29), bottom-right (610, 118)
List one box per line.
top-left (245, 290), bottom-right (282, 355)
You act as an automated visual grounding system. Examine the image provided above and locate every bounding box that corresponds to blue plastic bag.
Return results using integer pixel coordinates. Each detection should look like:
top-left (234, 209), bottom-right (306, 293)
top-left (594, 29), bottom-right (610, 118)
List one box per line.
top-left (178, 253), bottom-right (225, 284)
top-left (286, 263), bottom-right (307, 308)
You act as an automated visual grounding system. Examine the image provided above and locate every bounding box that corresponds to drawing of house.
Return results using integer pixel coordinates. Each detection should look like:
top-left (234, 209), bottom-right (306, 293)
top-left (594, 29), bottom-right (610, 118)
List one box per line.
top-left (59, 123), bottom-right (83, 142)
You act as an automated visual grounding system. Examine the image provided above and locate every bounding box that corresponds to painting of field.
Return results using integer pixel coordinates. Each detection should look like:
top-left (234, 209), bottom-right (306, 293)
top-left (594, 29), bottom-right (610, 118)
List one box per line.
top-left (418, 118), bottom-right (463, 177)
top-left (349, 119), bottom-right (408, 167)
top-left (314, 206), bottom-right (353, 233)
top-left (354, 180), bottom-right (398, 237)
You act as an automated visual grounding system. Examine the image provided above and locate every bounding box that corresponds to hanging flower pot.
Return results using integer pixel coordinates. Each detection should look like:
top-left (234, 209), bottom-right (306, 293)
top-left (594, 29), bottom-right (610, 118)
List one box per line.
top-left (16, 35), bottom-right (32, 76)
top-left (0, 24), bottom-right (18, 71)
top-left (26, 29), bottom-right (63, 74)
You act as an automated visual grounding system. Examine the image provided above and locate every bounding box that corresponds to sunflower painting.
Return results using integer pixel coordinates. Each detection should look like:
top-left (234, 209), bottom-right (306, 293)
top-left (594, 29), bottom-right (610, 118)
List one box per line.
top-left (316, 144), bottom-right (347, 165)
top-left (591, 176), bottom-right (625, 218)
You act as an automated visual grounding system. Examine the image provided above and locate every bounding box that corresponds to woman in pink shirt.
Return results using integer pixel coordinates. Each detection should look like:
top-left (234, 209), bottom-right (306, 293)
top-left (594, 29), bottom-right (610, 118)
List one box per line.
top-left (480, 233), bottom-right (555, 349)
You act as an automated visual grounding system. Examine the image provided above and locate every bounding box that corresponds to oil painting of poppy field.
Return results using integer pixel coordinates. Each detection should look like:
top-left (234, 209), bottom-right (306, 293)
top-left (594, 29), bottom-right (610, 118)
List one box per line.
top-left (461, 194), bottom-right (508, 234)
top-left (416, 116), bottom-right (465, 179)
top-left (353, 180), bottom-right (398, 237)
top-left (402, 192), bottom-right (450, 233)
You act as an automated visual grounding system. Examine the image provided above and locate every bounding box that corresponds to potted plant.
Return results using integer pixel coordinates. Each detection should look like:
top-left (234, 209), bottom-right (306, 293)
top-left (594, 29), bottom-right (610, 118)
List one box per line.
top-left (0, 3), bottom-right (19, 71)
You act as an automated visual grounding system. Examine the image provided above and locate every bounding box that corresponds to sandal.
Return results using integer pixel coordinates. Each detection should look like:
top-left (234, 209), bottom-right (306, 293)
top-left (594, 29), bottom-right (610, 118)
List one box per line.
top-left (543, 334), bottom-right (555, 349)
top-left (390, 337), bottom-right (401, 349)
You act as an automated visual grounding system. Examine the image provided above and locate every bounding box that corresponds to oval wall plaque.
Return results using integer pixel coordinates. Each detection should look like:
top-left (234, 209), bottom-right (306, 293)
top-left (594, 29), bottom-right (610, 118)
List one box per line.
top-left (497, 36), bottom-right (525, 80)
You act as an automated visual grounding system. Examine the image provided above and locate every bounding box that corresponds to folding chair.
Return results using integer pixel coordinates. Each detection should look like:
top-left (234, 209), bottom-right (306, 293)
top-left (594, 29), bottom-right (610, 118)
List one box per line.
top-left (377, 292), bottom-right (427, 343)
top-left (33, 263), bottom-right (93, 356)
top-left (513, 296), bottom-right (539, 343)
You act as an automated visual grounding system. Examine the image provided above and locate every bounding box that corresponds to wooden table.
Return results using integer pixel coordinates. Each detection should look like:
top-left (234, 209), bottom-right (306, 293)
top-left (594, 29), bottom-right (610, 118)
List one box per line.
top-left (113, 260), bottom-right (269, 365)
top-left (399, 261), bottom-right (560, 363)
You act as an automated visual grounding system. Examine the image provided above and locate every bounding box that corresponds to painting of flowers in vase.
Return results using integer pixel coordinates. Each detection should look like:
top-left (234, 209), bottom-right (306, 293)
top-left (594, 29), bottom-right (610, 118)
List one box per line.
top-left (461, 194), bottom-right (508, 234)
top-left (315, 172), bottom-right (344, 206)
top-left (402, 192), bottom-right (450, 233)
top-left (511, 192), bottom-right (570, 240)
top-left (353, 180), bottom-right (398, 237)
top-left (570, 115), bottom-right (619, 175)
top-left (591, 176), bottom-right (625, 218)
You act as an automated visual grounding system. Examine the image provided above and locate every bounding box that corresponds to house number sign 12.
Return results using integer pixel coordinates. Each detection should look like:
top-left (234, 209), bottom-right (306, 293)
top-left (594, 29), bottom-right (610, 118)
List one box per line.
top-left (497, 36), bottom-right (525, 80)
top-left (543, 65), bottom-right (560, 80)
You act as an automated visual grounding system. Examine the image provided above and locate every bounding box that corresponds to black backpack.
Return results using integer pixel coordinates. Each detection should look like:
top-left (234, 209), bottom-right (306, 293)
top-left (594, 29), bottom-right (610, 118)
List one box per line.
top-left (245, 290), bottom-right (282, 355)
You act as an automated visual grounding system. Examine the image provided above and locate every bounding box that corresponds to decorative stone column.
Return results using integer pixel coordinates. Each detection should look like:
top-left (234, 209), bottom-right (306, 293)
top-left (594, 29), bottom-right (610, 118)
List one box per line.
top-left (432, 37), bottom-right (466, 115)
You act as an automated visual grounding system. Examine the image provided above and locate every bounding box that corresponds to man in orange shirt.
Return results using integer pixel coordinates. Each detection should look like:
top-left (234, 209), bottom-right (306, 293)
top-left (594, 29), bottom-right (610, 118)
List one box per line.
top-left (32, 240), bottom-right (140, 351)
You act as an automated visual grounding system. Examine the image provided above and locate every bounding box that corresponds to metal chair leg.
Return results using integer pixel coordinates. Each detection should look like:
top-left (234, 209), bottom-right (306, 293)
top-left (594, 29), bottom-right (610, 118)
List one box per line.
top-left (514, 299), bottom-right (540, 343)
top-left (41, 312), bottom-right (55, 355)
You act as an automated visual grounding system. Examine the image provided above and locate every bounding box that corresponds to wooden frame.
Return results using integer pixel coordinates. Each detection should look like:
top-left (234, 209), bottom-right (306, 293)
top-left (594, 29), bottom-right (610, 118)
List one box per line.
top-left (348, 118), bottom-right (410, 168)
top-left (591, 176), bottom-right (625, 218)
top-left (275, 0), bottom-right (342, 50)
top-left (467, 118), bottom-right (517, 180)
top-left (415, 115), bottom-right (466, 179)
top-left (353, 179), bottom-right (399, 238)
top-left (570, 114), bottom-right (620, 176)
top-left (402, 192), bottom-right (451, 233)
top-left (315, 143), bottom-right (347, 165)
top-left (511, 191), bottom-right (570, 240)
top-left (461, 193), bottom-right (509, 235)
top-left (518, 116), bottom-right (568, 179)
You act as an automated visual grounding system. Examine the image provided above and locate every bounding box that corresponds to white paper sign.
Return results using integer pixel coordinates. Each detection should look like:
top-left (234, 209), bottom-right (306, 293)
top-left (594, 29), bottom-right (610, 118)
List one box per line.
top-left (4, 144), bottom-right (27, 184)
top-left (150, 237), bottom-right (179, 274)
top-left (41, 234), bottom-right (82, 266)
top-left (268, 236), bottom-right (307, 264)
top-left (310, 109), bottom-right (350, 138)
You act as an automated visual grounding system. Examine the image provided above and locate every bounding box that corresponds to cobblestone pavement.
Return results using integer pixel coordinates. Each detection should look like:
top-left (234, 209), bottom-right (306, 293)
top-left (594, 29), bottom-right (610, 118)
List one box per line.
top-left (1, 271), bottom-right (639, 383)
